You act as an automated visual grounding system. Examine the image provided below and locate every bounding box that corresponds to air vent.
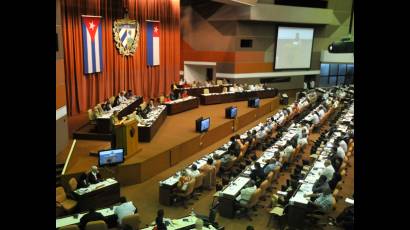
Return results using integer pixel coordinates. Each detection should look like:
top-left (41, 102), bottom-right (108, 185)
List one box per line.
top-left (240, 39), bottom-right (253, 48)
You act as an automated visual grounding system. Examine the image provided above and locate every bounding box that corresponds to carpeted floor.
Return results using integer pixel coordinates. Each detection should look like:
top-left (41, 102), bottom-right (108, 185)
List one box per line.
top-left (57, 89), bottom-right (354, 230)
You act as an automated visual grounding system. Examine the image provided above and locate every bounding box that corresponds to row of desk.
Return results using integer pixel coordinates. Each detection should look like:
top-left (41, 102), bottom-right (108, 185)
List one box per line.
top-left (174, 84), bottom-right (232, 97)
top-left (141, 215), bottom-right (219, 230)
top-left (217, 98), bottom-right (320, 218)
top-left (137, 105), bottom-right (167, 142)
top-left (56, 178), bottom-right (121, 229)
top-left (164, 96), bottom-right (199, 115)
top-left (286, 101), bottom-right (354, 228)
top-left (96, 96), bottom-right (143, 133)
top-left (200, 88), bottom-right (278, 105)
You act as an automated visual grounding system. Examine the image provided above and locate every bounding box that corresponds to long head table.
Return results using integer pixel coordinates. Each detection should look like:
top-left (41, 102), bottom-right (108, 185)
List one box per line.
top-left (174, 84), bottom-right (232, 97)
top-left (200, 88), bottom-right (278, 105)
top-left (95, 96), bottom-right (143, 133)
top-left (164, 96), bottom-right (199, 115)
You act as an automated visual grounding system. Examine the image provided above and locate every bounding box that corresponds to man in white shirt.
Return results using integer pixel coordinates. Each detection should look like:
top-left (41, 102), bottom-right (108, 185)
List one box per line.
top-left (118, 91), bottom-right (127, 104)
top-left (318, 107), bottom-right (325, 119)
top-left (338, 138), bottom-right (348, 153)
top-left (114, 201), bottom-right (137, 225)
top-left (336, 145), bottom-right (346, 160)
top-left (311, 112), bottom-right (320, 125)
top-left (237, 181), bottom-right (257, 206)
top-left (248, 84), bottom-right (255, 91)
top-left (321, 160), bottom-right (335, 182)
top-left (187, 164), bottom-right (201, 178)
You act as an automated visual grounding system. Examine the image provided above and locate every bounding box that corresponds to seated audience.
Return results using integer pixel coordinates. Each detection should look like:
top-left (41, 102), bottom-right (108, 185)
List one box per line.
top-left (305, 188), bottom-right (334, 214)
top-left (176, 170), bottom-right (192, 192)
top-left (78, 173), bottom-right (89, 188)
top-left (312, 175), bottom-right (331, 194)
top-left (87, 165), bottom-right (102, 184)
top-left (263, 158), bottom-right (282, 175)
top-left (187, 164), bottom-right (201, 178)
top-left (125, 89), bottom-right (133, 99)
top-left (236, 181), bottom-right (257, 206)
top-left (102, 99), bottom-right (112, 111)
top-left (155, 209), bottom-right (167, 230)
top-left (79, 207), bottom-right (107, 230)
top-left (149, 98), bottom-right (156, 110)
top-left (250, 162), bottom-right (266, 185)
top-left (114, 201), bottom-right (138, 225)
top-left (321, 160), bottom-right (335, 182)
top-left (163, 95), bottom-right (171, 103)
top-left (181, 90), bottom-right (189, 98)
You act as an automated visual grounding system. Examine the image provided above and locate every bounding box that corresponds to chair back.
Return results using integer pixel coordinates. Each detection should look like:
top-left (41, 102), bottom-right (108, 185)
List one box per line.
top-left (85, 220), bottom-right (108, 230)
top-left (56, 186), bottom-right (67, 203)
top-left (183, 178), bottom-right (196, 196)
top-left (332, 196), bottom-right (337, 209)
top-left (332, 188), bottom-right (339, 197)
top-left (271, 194), bottom-right (279, 207)
top-left (222, 87), bottom-right (227, 93)
top-left (203, 88), bottom-right (210, 94)
top-left (160, 96), bottom-right (165, 104)
top-left (259, 180), bottom-right (269, 194)
top-left (68, 177), bottom-right (78, 192)
top-left (214, 160), bottom-right (221, 175)
top-left (246, 188), bottom-right (261, 208)
top-left (216, 80), bottom-right (223, 85)
top-left (340, 169), bottom-right (346, 177)
top-left (194, 173), bottom-right (204, 189)
top-left (88, 109), bottom-right (95, 121)
top-left (266, 171), bottom-right (274, 184)
top-left (121, 213), bottom-right (141, 230)
top-left (59, 225), bottom-right (80, 230)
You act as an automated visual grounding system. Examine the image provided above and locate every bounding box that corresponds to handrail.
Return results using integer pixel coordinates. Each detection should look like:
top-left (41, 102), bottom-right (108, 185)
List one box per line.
top-left (62, 139), bottom-right (77, 175)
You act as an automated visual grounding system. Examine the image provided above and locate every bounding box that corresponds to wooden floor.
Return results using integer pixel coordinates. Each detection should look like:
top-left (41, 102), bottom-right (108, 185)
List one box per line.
top-left (58, 97), bottom-right (278, 175)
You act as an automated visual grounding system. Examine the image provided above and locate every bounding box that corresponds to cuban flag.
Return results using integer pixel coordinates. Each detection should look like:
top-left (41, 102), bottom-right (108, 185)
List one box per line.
top-left (82, 16), bottom-right (103, 74)
top-left (146, 21), bottom-right (160, 66)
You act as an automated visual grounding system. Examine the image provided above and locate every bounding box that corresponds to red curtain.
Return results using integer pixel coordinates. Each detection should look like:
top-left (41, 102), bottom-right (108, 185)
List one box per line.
top-left (61, 0), bottom-right (180, 115)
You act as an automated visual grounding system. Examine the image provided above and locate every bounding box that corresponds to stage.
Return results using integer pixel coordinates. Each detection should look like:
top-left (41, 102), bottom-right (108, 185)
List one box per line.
top-left (62, 97), bottom-right (279, 186)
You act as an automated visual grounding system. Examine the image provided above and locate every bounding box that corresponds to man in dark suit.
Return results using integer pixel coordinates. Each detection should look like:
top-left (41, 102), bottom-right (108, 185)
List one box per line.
top-left (87, 166), bottom-right (102, 184)
top-left (79, 207), bottom-right (107, 230)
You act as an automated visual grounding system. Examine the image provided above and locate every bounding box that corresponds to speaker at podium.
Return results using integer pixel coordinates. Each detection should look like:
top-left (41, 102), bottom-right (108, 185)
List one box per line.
top-left (113, 118), bottom-right (141, 157)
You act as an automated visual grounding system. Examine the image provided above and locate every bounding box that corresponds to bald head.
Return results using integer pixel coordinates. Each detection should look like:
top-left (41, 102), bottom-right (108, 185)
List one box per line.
top-left (324, 160), bottom-right (331, 167)
top-left (91, 166), bottom-right (98, 173)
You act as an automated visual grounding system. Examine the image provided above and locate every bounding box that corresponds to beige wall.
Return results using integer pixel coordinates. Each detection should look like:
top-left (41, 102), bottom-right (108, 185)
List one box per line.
top-left (181, 0), bottom-right (354, 89)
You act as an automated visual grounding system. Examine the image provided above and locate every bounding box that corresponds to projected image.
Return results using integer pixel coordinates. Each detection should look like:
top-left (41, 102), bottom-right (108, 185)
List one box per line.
top-left (275, 27), bottom-right (314, 69)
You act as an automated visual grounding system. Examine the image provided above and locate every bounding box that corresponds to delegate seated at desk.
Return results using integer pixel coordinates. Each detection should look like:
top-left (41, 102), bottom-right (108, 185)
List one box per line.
top-left (163, 95), bottom-right (171, 103)
top-left (236, 180), bottom-right (257, 206)
top-left (304, 187), bottom-right (334, 214)
top-left (79, 207), bottom-right (107, 230)
top-left (321, 160), bottom-right (335, 182)
top-left (102, 99), bottom-right (112, 111)
top-left (181, 90), bottom-right (189, 98)
top-left (125, 89), bottom-right (134, 99)
top-left (87, 166), bottom-right (103, 184)
top-left (155, 209), bottom-right (167, 230)
top-left (114, 201), bottom-right (138, 225)
top-left (187, 164), bottom-right (201, 178)
top-left (250, 162), bottom-right (266, 186)
top-left (263, 158), bottom-right (282, 175)
top-left (78, 173), bottom-right (90, 188)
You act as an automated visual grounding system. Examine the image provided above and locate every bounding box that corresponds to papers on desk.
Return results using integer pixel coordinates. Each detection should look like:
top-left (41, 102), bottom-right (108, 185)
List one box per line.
top-left (277, 191), bottom-right (288, 196)
top-left (345, 198), bottom-right (354, 205)
top-left (56, 207), bottom-right (115, 228)
top-left (222, 176), bottom-right (250, 197)
top-left (74, 178), bottom-right (118, 195)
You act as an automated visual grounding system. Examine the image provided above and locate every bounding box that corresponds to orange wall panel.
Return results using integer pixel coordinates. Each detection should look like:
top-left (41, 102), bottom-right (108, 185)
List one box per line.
top-left (56, 84), bottom-right (67, 109)
top-left (234, 51), bottom-right (265, 63)
top-left (234, 62), bottom-right (273, 73)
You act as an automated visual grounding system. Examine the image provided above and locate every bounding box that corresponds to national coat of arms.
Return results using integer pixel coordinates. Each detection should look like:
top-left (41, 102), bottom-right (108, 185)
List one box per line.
top-left (113, 18), bottom-right (140, 56)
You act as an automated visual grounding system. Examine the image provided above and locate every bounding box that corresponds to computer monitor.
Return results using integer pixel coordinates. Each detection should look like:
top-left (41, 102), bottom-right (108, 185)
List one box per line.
top-left (98, 148), bottom-right (125, 167)
top-left (254, 98), bottom-right (260, 107)
top-left (200, 117), bottom-right (210, 132)
top-left (225, 106), bottom-right (237, 119)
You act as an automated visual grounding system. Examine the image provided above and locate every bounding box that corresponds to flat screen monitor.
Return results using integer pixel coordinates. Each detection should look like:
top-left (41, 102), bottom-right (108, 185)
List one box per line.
top-left (254, 98), bottom-right (260, 107)
top-left (98, 148), bottom-right (125, 167)
top-left (225, 106), bottom-right (237, 119)
top-left (200, 117), bottom-right (210, 132)
top-left (230, 107), bottom-right (237, 118)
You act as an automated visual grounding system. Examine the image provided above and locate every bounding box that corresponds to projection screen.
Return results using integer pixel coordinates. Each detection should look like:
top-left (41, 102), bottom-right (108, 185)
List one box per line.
top-left (275, 26), bottom-right (314, 69)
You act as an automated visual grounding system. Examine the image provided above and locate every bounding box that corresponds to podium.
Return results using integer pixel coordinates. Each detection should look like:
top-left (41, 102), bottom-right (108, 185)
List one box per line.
top-left (114, 118), bottom-right (141, 156)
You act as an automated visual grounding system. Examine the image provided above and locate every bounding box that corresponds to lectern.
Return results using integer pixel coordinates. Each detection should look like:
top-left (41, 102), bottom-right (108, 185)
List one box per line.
top-left (114, 118), bottom-right (140, 156)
